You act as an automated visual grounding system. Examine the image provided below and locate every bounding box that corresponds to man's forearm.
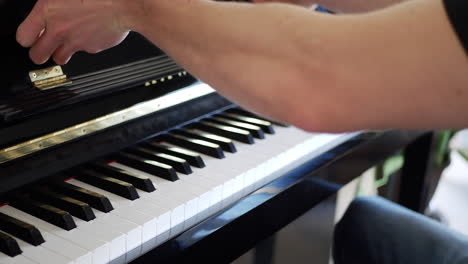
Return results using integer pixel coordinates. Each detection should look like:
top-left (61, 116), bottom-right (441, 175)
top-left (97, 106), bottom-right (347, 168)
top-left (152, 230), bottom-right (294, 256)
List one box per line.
top-left (126, 0), bottom-right (468, 132)
top-left (128, 0), bottom-right (340, 129)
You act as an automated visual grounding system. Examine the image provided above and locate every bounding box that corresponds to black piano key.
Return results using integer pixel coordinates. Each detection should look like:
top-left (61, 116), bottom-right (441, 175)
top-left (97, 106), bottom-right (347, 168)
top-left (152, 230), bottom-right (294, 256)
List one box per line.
top-left (125, 148), bottom-right (192, 174)
top-left (112, 152), bottom-right (179, 182)
top-left (74, 170), bottom-right (140, 200)
top-left (158, 134), bottom-right (225, 159)
top-left (87, 163), bottom-right (156, 192)
top-left (50, 182), bottom-right (114, 213)
top-left (11, 197), bottom-right (77, 231)
top-left (141, 142), bottom-right (205, 168)
top-left (0, 231), bottom-right (21, 257)
top-left (0, 212), bottom-right (44, 246)
top-left (216, 113), bottom-right (275, 134)
top-left (172, 129), bottom-right (237, 153)
top-left (190, 121), bottom-right (254, 144)
top-left (206, 117), bottom-right (265, 139)
top-left (224, 108), bottom-right (289, 127)
top-left (30, 189), bottom-right (96, 222)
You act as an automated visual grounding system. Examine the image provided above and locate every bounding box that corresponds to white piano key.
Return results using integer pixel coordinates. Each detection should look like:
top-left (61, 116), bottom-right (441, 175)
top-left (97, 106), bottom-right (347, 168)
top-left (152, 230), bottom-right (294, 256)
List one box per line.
top-left (169, 174), bottom-right (214, 221)
top-left (67, 180), bottom-right (158, 247)
top-left (123, 184), bottom-right (185, 229)
top-left (142, 184), bottom-right (195, 226)
top-left (190, 154), bottom-right (249, 205)
top-left (90, 211), bottom-right (142, 263)
top-left (34, 230), bottom-right (92, 264)
top-left (74, 174), bottom-right (176, 240)
top-left (72, 217), bottom-right (126, 264)
top-left (13, 235), bottom-right (74, 264)
top-left (0, 252), bottom-right (38, 264)
top-left (109, 163), bottom-right (199, 228)
top-left (113, 158), bottom-right (225, 230)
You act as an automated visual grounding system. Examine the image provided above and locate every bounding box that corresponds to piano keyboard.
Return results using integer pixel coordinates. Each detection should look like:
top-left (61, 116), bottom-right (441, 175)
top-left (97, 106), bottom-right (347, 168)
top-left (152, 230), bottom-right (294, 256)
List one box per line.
top-left (0, 109), bottom-right (356, 264)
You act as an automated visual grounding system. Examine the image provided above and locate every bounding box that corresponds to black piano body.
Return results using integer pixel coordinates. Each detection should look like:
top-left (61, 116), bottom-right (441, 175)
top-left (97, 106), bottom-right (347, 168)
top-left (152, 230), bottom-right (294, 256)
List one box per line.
top-left (0, 1), bottom-right (433, 263)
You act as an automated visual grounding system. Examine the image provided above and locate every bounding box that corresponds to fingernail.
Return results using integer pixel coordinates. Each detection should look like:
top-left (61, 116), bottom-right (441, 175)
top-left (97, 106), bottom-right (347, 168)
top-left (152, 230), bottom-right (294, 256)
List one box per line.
top-left (32, 56), bottom-right (49, 65)
top-left (39, 57), bottom-right (49, 64)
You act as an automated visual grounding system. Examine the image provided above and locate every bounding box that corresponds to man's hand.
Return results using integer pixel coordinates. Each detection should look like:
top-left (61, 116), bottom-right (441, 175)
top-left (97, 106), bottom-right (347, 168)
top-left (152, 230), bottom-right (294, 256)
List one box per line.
top-left (16, 0), bottom-right (136, 65)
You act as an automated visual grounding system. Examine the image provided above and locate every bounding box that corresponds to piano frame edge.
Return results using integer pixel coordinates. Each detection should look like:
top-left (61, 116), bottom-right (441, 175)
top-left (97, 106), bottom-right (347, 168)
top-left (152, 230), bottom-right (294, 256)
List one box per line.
top-left (131, 130), bottom-right (429, 264)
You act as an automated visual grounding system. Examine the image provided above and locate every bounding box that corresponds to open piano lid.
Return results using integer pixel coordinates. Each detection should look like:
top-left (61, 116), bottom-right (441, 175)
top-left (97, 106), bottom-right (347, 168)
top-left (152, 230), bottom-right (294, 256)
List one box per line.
top-left (0, 0), bottom-right (198, 147)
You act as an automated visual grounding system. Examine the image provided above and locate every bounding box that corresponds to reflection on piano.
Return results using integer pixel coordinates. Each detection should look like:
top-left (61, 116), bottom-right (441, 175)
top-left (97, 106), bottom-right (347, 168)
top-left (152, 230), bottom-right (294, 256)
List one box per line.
top-left (0, 1), bottom-right (430, 263)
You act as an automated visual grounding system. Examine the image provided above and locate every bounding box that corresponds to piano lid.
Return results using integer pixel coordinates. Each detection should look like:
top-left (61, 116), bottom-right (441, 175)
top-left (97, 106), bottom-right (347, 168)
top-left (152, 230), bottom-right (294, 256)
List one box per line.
top-left (1, 0), bottom-right (179, 94)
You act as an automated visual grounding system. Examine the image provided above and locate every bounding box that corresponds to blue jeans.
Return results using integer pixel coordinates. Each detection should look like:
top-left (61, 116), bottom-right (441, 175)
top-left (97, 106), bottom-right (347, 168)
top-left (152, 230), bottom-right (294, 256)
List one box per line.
top-left (333, 197), bottom-right (468, 264)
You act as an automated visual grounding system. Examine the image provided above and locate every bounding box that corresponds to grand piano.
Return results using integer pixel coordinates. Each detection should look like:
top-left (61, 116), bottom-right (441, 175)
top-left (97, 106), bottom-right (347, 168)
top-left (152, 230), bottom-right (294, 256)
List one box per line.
top-left (0, 1), bottom-right (436, 263)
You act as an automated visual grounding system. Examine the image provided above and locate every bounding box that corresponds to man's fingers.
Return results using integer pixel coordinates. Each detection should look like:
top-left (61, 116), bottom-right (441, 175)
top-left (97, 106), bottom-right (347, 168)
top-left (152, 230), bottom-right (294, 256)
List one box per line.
top-left (17, 1), bottom-right (47, 48)
top-left (29, 30), bottom-right (63, 64)
top-left (53, 44), bottom-right (77, 65)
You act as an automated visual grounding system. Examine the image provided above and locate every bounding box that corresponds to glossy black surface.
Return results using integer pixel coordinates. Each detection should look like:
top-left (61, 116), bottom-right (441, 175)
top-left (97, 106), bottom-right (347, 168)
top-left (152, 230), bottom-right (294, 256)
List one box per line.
top-left (399, 133), bottom-right (436, 213)
top-left (132, 130), bottom-right (426, 264)
top-left (0, 231), bottom-right (21, 257)
top-left (127, 147), bottom-right (193, 175)
top-left (206, 117), bottom-right (265, 139)
top-left (225, 108), bottom-right (288, 127)
top-left (159, 134), bottom-right (225, 159)
top-left (142, 142), bottom-right (206, 169)
top-left (11, 196), bottom-right (77, 231)
top-left (0, 212), bottom-right (44, 246)
top-left (74, 169), bottom-right (140, 200)
top-left (172, 129), bottom-right (237, 153)
top-left (50, 182), bottom-right (114, 213)
top-left (191, 121), bottom-right (255, 144)
top-left (114, 152), bottom-right (179, 182)
top-left (216, 113), bottom-right (275, 134)
top-left (88, 163), bottom-right (156, 192)
top-left (31, 188), bottom-right (96, 221)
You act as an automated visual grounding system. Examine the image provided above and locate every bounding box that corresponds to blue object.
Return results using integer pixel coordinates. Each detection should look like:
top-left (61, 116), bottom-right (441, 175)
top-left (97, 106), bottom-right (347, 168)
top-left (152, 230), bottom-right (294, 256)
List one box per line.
top-left (315, 5), bottom-right (335, 14)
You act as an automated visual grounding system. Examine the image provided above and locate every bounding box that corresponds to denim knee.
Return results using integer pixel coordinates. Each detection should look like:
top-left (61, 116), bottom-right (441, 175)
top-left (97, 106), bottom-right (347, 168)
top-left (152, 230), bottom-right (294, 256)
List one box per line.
top-left (333, 196), bottom-right (468, 264)
top-left (333, 197), bottom-right (383, 264)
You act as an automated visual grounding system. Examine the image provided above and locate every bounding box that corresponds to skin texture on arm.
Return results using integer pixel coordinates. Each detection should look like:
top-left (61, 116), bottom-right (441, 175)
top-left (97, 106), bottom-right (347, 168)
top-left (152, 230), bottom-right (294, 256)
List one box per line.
top-left (16, 0), bottom-right (468, 133)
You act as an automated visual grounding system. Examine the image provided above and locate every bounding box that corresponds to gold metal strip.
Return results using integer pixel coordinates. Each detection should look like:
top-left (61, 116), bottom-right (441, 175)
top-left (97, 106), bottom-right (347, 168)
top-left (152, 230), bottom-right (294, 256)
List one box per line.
top-left (0, 83), bottom-right (215, 164)
top-left (29, 65), bottom-right (72, 90)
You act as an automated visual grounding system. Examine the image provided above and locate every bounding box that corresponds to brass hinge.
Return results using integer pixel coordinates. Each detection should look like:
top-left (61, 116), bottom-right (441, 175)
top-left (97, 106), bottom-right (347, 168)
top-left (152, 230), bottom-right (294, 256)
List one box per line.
top-left (29, 66), bottom-right (72, 90)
